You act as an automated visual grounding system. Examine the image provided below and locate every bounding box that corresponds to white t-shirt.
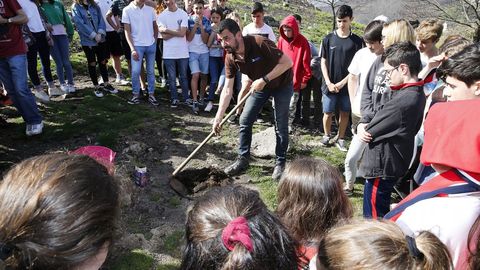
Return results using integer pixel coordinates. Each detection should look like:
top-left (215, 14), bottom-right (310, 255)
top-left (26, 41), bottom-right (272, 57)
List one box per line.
top-left (347, 47), bottom-right (378, 117)
top-left (157, 8), bottom-right (189, 59)
top-left (95, 0), bottom-right (115, 32)
top-left (396, 194), bottom-right (480, 269)
top-left (121, 2), bottom-right (156, 46)
top-left (242, 22), bottom-right (276, 42)
top-left (17, 0), bottom-right (45, 33)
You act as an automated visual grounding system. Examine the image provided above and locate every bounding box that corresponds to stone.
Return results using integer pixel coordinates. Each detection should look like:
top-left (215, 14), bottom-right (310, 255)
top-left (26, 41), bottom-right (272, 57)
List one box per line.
top-left (251, 126), bottom-right (276, 158)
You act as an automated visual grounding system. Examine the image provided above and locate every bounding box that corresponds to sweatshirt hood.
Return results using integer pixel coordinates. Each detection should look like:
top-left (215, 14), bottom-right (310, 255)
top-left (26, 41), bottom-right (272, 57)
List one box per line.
top-left (279, 15), bottom-right (299, 42)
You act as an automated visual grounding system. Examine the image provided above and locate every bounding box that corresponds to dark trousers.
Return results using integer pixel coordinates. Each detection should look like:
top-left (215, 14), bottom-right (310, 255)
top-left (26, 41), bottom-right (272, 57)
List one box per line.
top-left (27, 31), bottom-right (54, 86)
top-left (155, 38), bottom-right (167, 79)
top-left (239, 83), bottom-right (293, 165)
top-left (301, 76), bottom-right (323, 129)
top-left (363, 177), bottom-right (397, 219)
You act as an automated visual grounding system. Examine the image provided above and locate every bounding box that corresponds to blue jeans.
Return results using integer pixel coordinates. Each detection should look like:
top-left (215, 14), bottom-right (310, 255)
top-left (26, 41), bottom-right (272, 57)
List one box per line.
top-left (218, 67), bottom-right (241, 94)
top-left (239, 82), bottom-right (293, 165)
top-left (208, 56), bottom-right (223, 101)
top-left (132, 43), bottom-right (156, 95)
top-left (164, 58), bottom-right (189, 101)
top-left (0, 54), bottom-right (42, 124)
top-left (50, 35), bottom-right (74, 85)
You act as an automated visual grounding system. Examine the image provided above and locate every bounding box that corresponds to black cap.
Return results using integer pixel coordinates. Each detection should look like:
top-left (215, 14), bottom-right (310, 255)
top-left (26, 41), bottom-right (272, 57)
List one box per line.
top-left (251, 2), bottom-right (264, 14)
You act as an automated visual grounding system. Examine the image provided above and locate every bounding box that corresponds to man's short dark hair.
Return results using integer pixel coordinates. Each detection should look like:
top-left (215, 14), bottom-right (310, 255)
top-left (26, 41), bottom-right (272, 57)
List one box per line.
top-left (363, 20), bottom-right (383, 43)
top-left (292, 14), bottom-right (302, 23)
top-left (335, 5), bottom-right (353, 19)
top-left (192, 0), bottom-right (204, 6)
top-left (251, 2), bottom-right (264, 14)
top-left (437, 43), bottom-right (480, 87)
top-left (382, 42), bottom-right (422, 77)
top-left (218, 18), bottom-right (241, 35)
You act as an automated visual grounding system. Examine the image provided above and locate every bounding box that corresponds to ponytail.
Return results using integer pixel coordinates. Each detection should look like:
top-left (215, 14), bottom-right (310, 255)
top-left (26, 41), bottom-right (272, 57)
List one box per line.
top-left (411, 231), bottom-right (453, 270)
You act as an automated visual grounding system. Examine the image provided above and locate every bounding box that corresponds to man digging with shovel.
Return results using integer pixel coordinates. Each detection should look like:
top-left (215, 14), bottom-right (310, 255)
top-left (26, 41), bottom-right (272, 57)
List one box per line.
top-left (212, 18), bottom-right (293, 180)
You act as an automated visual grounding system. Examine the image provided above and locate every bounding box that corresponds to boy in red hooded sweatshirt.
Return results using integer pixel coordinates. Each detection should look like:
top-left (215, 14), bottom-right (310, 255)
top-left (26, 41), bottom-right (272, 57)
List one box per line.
top-left (277, 15), bottom-right (311, 133)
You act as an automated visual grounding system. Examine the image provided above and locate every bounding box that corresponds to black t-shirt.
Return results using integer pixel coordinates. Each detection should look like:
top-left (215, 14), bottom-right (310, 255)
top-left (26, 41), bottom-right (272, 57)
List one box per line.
top-left (320, 30), bottom-right (363, 95)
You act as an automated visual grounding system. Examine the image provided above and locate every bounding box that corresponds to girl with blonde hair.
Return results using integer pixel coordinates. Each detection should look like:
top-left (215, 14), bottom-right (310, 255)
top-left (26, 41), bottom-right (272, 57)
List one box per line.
top-left (317, 219), bottom-right (452, 270)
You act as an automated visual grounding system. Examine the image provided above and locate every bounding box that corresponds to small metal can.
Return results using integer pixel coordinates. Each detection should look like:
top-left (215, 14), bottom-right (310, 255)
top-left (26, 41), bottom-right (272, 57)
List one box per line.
top-left (133, 166), bottom-right (149, 187)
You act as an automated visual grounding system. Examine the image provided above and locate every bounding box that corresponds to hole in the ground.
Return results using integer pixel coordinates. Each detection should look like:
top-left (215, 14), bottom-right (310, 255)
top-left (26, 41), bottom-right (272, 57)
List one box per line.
top-left (169, 167), bottom-right (233, 197)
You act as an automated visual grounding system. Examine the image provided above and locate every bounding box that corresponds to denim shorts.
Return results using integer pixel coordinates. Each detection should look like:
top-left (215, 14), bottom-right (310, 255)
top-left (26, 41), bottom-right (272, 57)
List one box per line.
top-left (189, 52), bottom-right (209, 74)
top-left (322, 93), bottom-right (351, 113)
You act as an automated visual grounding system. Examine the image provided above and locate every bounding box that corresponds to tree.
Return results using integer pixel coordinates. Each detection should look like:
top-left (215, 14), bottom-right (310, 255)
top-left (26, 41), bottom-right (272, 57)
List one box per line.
top-left (419, 0), bottom-right (480, 42)
top-left (313, 0), bottom-right (343, 30)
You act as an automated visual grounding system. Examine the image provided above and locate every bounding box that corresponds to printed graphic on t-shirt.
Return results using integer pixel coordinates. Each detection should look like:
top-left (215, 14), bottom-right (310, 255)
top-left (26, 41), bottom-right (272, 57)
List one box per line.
top-left (0, 0), bottom-right (11, 42)
top-left (248, 33), bottom-right (268, 39)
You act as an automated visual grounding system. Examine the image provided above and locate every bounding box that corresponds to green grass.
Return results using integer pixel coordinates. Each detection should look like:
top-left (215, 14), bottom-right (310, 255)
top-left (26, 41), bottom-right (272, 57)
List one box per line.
top-left (157, 262), bottom-right (181, 270)
top-left (163, 230), bottom-right (184, 258)
top-left (112, 249), bottom-right (156, 270)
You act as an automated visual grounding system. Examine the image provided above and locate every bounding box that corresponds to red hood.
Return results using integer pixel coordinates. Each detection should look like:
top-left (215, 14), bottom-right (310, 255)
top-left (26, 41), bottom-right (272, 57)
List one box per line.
top-left (421, 99), bottom-right (480, 174)
top-left (279, 15), bottom-right (299, 43)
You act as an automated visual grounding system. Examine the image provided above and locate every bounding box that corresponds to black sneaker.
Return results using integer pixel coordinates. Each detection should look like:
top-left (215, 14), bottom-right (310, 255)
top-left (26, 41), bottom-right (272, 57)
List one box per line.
top-left (127, 94), bottom-right (140, 105)
top-left (171, 99), bottom-right (180, 108)
top-left (272, 163), bottom-right (285, 181)
top-left (224, 156), bottom-right (249, 176)
top-left (103, 83), bottom-right (119, 94)
top-left (192, 101), bottom-right (199, 114)
top-left (228, 113), bottom-right (240, 124)
top-left (148, 94), bottom-right (159, 106)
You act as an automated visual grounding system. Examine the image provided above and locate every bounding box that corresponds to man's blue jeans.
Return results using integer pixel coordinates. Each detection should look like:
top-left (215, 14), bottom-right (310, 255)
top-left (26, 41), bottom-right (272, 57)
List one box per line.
top-left (50, 35), bottom-right (74, 85)
top-left (132, 43), bottom-right (156, 95)
top-left (0, 54), bottom-right (42, 125)
top-left (239, 82), bottom-right (293, 165)
top-left (164, 58), bottom-right (189, 101)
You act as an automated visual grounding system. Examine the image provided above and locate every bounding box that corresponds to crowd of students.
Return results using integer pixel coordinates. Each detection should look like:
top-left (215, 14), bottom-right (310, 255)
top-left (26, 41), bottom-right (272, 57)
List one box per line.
top-left (1, 0), bottom-right (480, 269)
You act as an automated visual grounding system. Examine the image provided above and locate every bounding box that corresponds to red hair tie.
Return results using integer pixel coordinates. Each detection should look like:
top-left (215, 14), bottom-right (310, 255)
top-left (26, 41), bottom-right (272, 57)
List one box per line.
top-left (221, 216), bottom-right (254, 252)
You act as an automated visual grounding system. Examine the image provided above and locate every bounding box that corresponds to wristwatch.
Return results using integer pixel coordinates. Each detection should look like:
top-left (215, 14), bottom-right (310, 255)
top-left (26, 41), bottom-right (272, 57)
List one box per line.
top-left (262, 75), bottom-right (270, 84)
top-left (7, 18), bottom-right (12, 23)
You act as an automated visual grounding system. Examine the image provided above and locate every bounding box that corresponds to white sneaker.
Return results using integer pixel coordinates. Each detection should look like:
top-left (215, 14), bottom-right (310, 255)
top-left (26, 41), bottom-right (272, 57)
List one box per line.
top-left (115, 75), bottom-right (130, 86)
top-left (160, 78), bottom-right (166, 88)
top-left (68, 84), bottom-right (76, 93)
top-left (33, 89), bottom-right (50, 103)
top-left (204, 101), bottom-right (213, 112)
top-left (59, 84), bottom-right (69, 94)
top-left (26, 121), bottom-right (43, 136)
top-left (49, 85), bottom-right (66, 96)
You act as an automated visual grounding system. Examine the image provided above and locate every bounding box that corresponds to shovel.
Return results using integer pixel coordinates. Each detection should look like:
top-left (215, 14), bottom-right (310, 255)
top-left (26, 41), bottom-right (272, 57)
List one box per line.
top-left (172, 91), bottom-right (252, 177)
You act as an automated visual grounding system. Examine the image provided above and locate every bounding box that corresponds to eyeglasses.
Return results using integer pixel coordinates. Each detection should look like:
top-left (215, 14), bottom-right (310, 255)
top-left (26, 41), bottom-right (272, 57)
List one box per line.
top-left (384, 65), bottom-right (400, 80)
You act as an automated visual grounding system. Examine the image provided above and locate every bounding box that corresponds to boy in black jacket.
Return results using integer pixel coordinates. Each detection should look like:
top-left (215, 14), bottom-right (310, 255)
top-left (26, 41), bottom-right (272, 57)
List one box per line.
top-left (357, 42), bottom-right (426, 218)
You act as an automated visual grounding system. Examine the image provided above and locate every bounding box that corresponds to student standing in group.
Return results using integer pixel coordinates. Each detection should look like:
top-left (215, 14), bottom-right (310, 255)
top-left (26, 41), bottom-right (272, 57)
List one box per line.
top-left (187, 0), bottom-right (211, 114)
top-left (320, 4), bottom-right (363, 151)
top-left (95, 0), bottom-right (130, 85)
top-left (242, 2), bottom-right (275, 42)
top-left (72, 0), bottom-right (119, 98)
top-left (154, 0), bottom-right (167, 87)
top-left (157, 0), bottom-right (190, 108)
top-left (343, 20), bottom-right (384, 196)
top-left (40, 0), bottom-right (76, 95)
top-left (357, 42), bottom-right (426, 219)
top-left (277, 15), bottom-right (311, 133)
top-left (0, 0), bottom-right (43, 136)
top-left (18, 0), bottom-right (60, 103)
top-left (122, 0), bottom-right (159, 105)
top-left (205, 8), bottom-right (223, 112)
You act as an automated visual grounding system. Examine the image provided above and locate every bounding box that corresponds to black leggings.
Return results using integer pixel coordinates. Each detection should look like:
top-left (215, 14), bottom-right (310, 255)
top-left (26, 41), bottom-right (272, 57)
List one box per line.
top-left (82, 43), bottom-right (109, 86)
top-left (27, 31), bottom-right (54, 86)
top-left (155, 38), bottom-right (167, 79)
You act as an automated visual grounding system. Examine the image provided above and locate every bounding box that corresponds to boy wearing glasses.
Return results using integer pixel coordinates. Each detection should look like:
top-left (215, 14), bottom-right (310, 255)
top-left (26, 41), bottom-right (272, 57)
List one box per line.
top-left (356, 42), bottom-right (426, 219)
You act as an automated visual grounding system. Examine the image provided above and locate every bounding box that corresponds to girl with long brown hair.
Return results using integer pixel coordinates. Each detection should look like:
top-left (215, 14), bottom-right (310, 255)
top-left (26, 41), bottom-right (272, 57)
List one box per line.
top-left (276, 157), bottom-right (353, 269)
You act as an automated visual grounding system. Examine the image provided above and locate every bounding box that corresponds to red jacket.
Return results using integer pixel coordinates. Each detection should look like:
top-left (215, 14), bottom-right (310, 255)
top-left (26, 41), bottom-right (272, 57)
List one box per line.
top-left (278, 16), bottom-right (312, 92)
